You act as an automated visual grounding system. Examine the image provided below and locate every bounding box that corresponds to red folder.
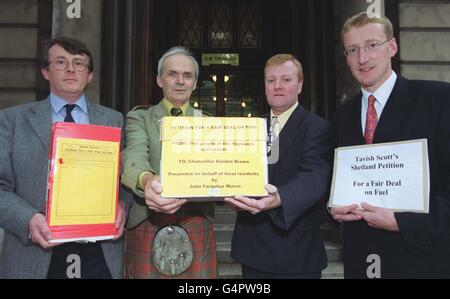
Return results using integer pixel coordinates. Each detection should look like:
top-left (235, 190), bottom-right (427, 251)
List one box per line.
top-left (46, 122), bottom-right (121, 243)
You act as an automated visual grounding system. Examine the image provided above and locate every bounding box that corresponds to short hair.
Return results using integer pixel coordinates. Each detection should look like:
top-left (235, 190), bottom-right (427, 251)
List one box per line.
top-left (265, 54), bottom-right (303, 82)
top-left (41, 37), bottom-right (94, 72)
top-left (341, 12), bottom-right (394, 40)
top-left (157, 46), bottom-right (199, 80)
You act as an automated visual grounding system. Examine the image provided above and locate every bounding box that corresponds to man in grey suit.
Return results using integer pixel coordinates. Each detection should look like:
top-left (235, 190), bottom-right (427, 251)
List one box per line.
top-left (0, 37), bottom-right (131, 278)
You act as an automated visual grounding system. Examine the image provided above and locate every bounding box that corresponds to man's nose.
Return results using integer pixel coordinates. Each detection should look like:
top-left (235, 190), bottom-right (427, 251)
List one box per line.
top-left (176, 74), bottom-right (185, 84)
top-left (358, 48), bottom-right (369, 64)
top-left (274, 80), bottom-right (282, 89)
top-left (66, 61), bottom-right (75, 73)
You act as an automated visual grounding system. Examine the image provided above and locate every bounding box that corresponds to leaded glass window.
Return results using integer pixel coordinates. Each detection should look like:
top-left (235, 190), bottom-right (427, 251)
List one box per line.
top-left (208, 0), bottom-right (233, 48)
top-left (179, 0), bottom-right (202, 48)
top-left (238, 1), bottom-right (261, 47)
top-left (179, 0), bottom-right (262, 49)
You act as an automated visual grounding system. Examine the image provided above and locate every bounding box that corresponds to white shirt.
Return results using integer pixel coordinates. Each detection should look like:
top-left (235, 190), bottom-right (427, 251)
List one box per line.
top-left (270, 101), bottom-right (299, 133)
top-left (360, 71), bottom-right (397, 134)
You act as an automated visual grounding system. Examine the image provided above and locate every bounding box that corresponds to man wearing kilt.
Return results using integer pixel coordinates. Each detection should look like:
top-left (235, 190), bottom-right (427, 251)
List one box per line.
top-left (121, 46), bottom-right (216, 278)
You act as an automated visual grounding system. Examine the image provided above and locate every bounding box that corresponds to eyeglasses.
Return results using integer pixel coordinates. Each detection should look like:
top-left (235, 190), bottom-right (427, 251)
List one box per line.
top-left (343, 39), bottom-right (391, 57)
top-left (47, 58), bottom-right (90, 72)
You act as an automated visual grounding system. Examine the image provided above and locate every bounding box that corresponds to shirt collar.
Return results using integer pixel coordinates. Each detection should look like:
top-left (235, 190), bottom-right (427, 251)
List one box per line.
top-left (270, 101), bottom-right (299, 131)
top-left (50, 93), bottom-right (88, 115)
top-left (361, 71), bottom-right (397, 107)
top-left (162, 98), bottom-right (190, 116)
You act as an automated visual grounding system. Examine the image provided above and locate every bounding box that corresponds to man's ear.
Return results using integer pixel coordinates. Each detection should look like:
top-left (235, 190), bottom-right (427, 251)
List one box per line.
top-left (389, 37), bottom-right (398, 58)
top-left (297, 81), bottom-right (303, 94)
top-left (41, 68), bottom-right (50, 81)
top-left (87, 72), bottom-right (94, 84)
top-left (157, 75), bottom-right (163, 88)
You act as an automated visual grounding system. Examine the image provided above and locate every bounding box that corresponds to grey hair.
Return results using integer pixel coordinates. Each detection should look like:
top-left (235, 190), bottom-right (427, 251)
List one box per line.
top-left (157, 46), bottom-right (199, 80)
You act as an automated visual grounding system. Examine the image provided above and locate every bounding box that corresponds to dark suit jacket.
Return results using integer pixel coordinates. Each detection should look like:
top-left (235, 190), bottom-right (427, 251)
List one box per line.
top-left (334, 76), bottom-right (450, 278)
top-left (0, 98), bottom-right (133, 278)
top-left (231, 104), bottom-right (333, 274)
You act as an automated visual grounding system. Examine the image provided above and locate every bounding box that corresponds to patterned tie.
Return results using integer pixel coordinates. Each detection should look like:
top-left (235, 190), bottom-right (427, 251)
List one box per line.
top-left (364, 95), bottom-right (378, 144)
top-left (268, 116), bottom-right (280, 151)
top-left (170, 107), bottom-right (183, 116)
top-left (64, 104), bottom-right (76, 123)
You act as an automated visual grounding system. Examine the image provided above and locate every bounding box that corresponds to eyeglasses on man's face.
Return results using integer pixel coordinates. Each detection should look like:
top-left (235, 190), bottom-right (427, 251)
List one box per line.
top-left (343, 39), bottom-right (392, 57)
top-left (48, 58), bottom-right (90, 72)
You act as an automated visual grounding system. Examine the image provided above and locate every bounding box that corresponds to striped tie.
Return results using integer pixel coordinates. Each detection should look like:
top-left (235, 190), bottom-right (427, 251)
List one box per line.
top-left (268, 116), bottom-right (279, 152)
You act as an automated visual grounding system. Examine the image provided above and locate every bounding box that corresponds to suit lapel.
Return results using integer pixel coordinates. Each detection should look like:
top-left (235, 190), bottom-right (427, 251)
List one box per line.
top-left (278, 105), bottom-right (308, 158)
top-left (345, 93), bottom-right (365, 145)
top-left (152, 101), bottom-right (168, 134)
top-left (26, 99), bottom-right (53, 152)
top-left (373, 76), bottom-right (411, 143)
top-left (268, 105), bottom-right (309, 180)
top-left (186, 104), bottom-right (195, 116)
top-left (88, 101), bottom-right (109, 126)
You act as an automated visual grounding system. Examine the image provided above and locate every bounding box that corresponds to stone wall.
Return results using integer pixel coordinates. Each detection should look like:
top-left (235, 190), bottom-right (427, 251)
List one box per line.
top-left (53, 0), bottom-right (103, 103)
top-left (0, 0), bottom-right (104, 111)
top-left (399, 1), bottom-right (450, 82)
top-left (0, 0), bottom-right (38, 110)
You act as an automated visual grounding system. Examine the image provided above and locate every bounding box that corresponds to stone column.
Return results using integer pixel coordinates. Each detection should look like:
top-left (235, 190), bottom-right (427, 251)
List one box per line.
top-left (52, 0), bottom-right (103, 103)
top-left (399, 2), bottom-right (450, 82)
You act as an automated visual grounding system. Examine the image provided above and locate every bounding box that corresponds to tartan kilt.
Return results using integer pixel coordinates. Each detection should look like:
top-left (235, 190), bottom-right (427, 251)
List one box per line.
top-left (124, 214), bottom-right (217, 279)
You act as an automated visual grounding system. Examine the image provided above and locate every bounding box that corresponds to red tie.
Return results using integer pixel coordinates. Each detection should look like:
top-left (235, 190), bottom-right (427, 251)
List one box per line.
top-left (364, 95), bottom-right (378, 144)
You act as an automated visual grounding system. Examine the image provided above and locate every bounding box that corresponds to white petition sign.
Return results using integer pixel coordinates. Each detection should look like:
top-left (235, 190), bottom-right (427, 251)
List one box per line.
top-left (329, 139), bottom-right (429, 213)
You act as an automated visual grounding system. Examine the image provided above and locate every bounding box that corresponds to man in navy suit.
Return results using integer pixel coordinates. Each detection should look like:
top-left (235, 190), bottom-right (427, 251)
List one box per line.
top-left (225, 54), bottom-right (333, 278)
top-left (331, 12), bottom-right (450, 278)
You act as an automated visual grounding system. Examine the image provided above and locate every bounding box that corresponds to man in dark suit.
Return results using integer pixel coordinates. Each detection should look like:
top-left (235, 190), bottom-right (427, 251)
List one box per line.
top-left (331, 12), bottom-right (450, 278)
top-left (0, 37), bottom-right (131, 278)
top-left (225, 54), bottom-right (333, 278)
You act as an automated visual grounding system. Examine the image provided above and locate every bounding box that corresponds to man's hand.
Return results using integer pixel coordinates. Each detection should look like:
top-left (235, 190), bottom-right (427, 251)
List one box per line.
top-left (143, 174), bottom-right (186, 214)
top-left (113, 201), bottom-right (127, 240)
top-left (330, 204), bottom-right (362, 222)
top-left (28, 213), bottom-right (60, 249)
top-left (352, 202), bottom-right (399, 232)
top-left (224, 184), bottom-right (281, 214)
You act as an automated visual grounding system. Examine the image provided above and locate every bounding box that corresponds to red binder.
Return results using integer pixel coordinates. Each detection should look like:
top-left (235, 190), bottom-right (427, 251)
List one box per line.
top-left (46, 122), bottom-right (121, 243)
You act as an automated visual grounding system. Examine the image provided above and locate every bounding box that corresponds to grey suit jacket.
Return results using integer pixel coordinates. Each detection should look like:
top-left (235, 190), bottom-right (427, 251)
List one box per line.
top-left (0, 98), bottom-right (132, 279)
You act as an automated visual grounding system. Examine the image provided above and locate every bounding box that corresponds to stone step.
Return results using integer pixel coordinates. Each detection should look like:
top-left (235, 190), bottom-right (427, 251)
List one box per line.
top-left (0, 228), bottom-right (3, 254)
top-left (216, 241), bottom-right (233, 263)
top-left (217, 261), bottom-right (344, 279)
top-left (214, 222), bottom-right (341, 244)
top-left (214, 205), bottom-right (237, 224)
top-left (323, 240), bottom-right (343, 262)
top-left (321, 262), bottom-right (344, 279)
top-left (214, 224), bottom-right (235, 243)
top-left (217, 262), bottom-right (242, 279)
top-left (216, 240), bottom-right (343, 263)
